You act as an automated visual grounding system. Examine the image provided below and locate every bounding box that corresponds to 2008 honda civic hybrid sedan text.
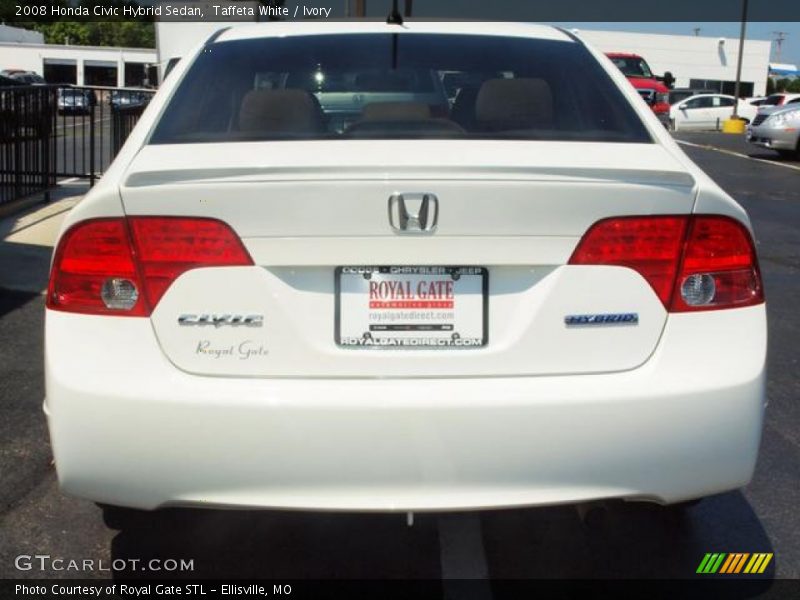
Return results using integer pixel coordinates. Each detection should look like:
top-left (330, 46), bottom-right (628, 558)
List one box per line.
top-left (44, 22), bottom-right (766, 514)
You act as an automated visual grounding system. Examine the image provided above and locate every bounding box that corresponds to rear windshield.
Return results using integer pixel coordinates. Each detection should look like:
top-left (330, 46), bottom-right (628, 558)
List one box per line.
top-left (609, 56), bottom-right (653, 79)
top-left (150, 33), bottom-right (652, 144)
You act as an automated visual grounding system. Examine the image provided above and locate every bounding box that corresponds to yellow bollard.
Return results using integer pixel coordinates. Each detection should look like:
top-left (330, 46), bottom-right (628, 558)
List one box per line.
top-left (722, 118), bottom-right (747, 134)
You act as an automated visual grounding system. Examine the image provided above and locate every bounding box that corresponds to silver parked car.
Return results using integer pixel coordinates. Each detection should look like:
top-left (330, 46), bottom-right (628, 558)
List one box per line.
top-left (747, 103), bottom-right (800, 159)
top-left (748, 93), bottom-right (800, 127)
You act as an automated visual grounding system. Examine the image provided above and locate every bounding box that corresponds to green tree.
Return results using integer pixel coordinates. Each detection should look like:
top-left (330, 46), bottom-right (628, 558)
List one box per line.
top-left (25, 21), bottom-right (154, 48)
top-left (1, 0), bottom-right (154, 48)
top-left (33, 22), bottom-right (93, 46)
top-left (88, 21), bottom-right (155, 48)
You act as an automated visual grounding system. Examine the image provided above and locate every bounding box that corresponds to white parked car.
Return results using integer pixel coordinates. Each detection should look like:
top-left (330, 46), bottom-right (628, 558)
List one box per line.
top-left (45, 22), bottom-right (766, 517)
top-left (670, 93), bottom-right (758, 131)
top-left (744, 96), bottom-right (767, 106)
top-left (758, 92), bottom-right (800, 108)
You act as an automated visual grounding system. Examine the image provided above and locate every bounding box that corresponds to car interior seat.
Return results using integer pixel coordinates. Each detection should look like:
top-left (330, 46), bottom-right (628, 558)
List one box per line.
top-left (347, 101), bottom-right (464, 137)
top-left (361, 102), bottom-right (432, 121)
top-left (474, 78), bottom-right (554, 132)
top-left (450, 84), bottom-right (481, 130)
top-left (238, 89), bottom-right (325, 135)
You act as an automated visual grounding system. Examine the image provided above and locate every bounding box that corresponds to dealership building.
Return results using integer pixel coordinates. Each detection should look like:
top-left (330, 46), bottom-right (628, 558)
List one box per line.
top-left (0, 24), bottom-right (156, 87)
top-left (577, 29), bottom-right (773, 97)
top-left (0, 23), bottom-right (775, 95)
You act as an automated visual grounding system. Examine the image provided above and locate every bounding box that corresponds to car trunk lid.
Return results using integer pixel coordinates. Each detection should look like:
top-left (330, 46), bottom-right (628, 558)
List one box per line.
top-left (120, 140), bottom-right (696, 378)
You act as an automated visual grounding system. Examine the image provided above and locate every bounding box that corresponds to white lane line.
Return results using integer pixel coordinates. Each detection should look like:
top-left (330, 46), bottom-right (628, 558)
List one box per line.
top-left (676, 139), bottom-right (800, 172)
top-left (438, 513), bottom-right (493, 599)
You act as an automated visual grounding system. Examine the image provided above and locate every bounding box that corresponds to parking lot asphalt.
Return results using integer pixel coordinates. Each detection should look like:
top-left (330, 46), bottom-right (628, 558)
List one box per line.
top-left (0, 139), bottom-right (798, 587)
top-left (673, 130), bottom-right (800, 170)
top-left (54, 114), bottom-right (116, 176)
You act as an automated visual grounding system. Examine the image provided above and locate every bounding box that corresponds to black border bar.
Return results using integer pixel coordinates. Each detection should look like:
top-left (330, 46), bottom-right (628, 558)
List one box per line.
top-left (5, 0), bottom-right (800, 23)
top-left (3, 578), bottom-right (798, 600)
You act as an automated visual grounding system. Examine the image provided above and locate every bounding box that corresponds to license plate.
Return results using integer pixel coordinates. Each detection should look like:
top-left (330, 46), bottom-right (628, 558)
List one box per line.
top-left (335, 266), bottom-right (488, 349)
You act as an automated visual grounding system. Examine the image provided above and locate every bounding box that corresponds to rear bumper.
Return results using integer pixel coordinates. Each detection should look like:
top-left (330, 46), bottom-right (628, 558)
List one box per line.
top-left (44, 305), bottom-right (767, 511)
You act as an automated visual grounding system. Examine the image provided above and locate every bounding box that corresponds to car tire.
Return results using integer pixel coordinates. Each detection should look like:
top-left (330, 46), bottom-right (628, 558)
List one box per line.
top-left (662, 497), bottom-right (704, 512)
top-left (98, 503), bottom-right (149, 529)
top-left (777, 150), bottom-right (795, 160)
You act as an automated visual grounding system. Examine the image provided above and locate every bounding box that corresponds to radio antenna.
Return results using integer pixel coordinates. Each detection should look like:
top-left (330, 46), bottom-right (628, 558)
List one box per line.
top-left (387, 0), bottom-right (403, 24)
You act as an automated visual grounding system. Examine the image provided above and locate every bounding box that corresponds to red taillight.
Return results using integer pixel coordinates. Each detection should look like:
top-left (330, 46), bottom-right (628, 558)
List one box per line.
top-left (671, 216), bottom-right (764, 312)
top-left (569, 215), bottom-right (763, 312)
top-left (47, 218), bottom-right (145, 316)
top-left (568, 216), bottom-right (688, 307)
top-left (47, 217), bottom-right (253, 316)
top-left (128, 217), bottom-right (253, 309)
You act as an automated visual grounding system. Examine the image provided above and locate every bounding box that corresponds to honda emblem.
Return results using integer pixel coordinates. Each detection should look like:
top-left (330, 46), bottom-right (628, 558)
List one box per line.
top-left (388, 193), bottom-right (439, 233)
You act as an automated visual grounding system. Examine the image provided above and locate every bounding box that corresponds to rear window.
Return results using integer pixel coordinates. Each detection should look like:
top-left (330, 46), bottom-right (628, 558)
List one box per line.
top-left (150, 33), bottom-right (652, 144)
top-left (609, 56), bottom-right (653, 79)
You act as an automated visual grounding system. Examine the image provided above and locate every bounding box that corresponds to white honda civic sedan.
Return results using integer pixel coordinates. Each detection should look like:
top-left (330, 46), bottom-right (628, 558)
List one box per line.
top-left (44, 22), bottom-right (766, 514)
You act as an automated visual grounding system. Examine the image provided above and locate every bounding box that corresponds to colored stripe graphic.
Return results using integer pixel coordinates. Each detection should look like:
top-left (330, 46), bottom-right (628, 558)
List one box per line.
top-left (734, 553), bottom-right (751, 573)
top-left (718, 554), bottom-right (735, 574)
top-left (719, 554), bottom-right (735, 573)
top-left (696, 554), bottom-right (713, 573)
top-left (720, 553), bottom-right (749, 573)
top-left (697, 553), bottom-right (726, 574)
top-left (710, 554), bottom-right (726, 573)
top-left (699, 553), bottom-right (773, 574)
top-left (759, 554), bottom-right (773, 573)
top-left (744, 553), bottom-right (774, 574)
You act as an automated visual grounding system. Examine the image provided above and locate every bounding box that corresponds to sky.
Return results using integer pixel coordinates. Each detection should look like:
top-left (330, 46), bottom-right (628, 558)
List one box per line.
top-left (550, 22), bottom-right (800, 66)
top-left (333, 0), bottom-right (800, 66)
top-left (44, 1), bottom-right (800, 67)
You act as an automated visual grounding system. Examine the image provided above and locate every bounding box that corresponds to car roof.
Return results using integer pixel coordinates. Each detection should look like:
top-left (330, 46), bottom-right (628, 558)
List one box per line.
top-left (605, 52), bottom-right (642, 58)
top-left (670, 89), bottom-right (715, 96)
top-left (217, 21), bottom-right (573, 44)
top-left (680, 93), bottom-right (734, 101)
top-left (0, 74), bottom-right (24, 86)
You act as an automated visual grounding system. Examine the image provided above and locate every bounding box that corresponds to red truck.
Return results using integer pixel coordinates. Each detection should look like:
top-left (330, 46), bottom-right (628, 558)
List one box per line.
top-left (606, 53), bottom-right (674, 127)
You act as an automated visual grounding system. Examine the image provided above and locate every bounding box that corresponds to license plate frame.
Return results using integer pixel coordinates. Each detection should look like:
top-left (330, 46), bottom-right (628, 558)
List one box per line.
top-left (335, 266), bottom-right (488, 349)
